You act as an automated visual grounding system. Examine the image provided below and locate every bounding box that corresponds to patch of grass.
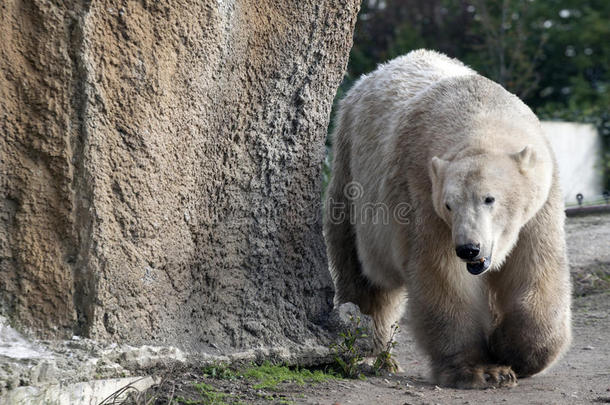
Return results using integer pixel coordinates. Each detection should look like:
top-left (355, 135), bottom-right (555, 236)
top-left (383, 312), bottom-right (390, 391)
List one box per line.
top-left (242, 362), bottom-right (337, 390)
top-left (186, 361), bottom-right (337, 403)
top-left (194, 382), bottom-right (228, 404)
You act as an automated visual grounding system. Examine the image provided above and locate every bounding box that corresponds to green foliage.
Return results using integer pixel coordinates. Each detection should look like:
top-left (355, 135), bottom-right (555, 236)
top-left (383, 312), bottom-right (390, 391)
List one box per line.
top-left (346, 0), bottom-right (609, 109)
top-left (193, 382), bottom-right (228, 405)
top-left (329, 315), bottom-right (368, 379)
top-left (198, 361), bottom-right (337, 391)
top-left (169, 362), bottom-right (337, 405)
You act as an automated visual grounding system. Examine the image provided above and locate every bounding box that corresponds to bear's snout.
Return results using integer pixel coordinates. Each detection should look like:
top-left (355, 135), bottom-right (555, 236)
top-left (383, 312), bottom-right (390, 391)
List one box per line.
top-left (455, 243), bottom-right (480, 261)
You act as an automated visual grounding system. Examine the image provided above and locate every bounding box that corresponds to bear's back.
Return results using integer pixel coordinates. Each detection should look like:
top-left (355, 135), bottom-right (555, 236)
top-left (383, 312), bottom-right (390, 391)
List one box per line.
top-left (344, 49), bottom-right (476, 108)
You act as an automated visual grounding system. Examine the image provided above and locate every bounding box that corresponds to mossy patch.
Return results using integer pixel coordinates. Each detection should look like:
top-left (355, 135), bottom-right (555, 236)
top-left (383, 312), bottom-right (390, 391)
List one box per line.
top-left (200, 361), bottom-right (338, 391)
top-left (241, 362), bottom-right (338, 390)
top-left (165, 361), bottom-right (339, 404)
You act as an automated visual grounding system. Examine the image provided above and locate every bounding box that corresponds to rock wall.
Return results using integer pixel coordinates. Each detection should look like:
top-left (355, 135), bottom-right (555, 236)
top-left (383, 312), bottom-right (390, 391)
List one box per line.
top-left (0, 0), bottom-right (359, 351)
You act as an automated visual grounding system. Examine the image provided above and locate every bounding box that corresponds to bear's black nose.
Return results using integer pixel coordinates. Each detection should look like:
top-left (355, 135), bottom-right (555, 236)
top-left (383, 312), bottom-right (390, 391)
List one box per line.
top-left (456, 243), bottom-right (480, 260)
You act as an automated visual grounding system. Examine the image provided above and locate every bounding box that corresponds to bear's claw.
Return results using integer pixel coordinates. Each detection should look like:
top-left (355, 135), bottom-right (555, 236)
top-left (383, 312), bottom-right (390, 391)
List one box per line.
top-left (437, 364), bottom-right (517, 389)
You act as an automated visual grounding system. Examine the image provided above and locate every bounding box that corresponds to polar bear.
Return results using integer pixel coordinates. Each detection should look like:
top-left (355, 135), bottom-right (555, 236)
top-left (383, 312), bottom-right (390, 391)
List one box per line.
top-left (324, 49), bottom-right (571, 388)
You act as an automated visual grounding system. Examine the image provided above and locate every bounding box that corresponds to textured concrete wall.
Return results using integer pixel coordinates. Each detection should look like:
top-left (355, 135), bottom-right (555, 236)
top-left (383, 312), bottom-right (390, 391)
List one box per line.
top-left (0, 0), bottom-right (359, 351)
top-left (542, 122), bottom-right (604, 204)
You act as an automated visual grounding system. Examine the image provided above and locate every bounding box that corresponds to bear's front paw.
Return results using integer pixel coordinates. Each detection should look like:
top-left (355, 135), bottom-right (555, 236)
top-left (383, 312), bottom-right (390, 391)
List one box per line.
top-left (436, 364), bottom-right (517, 389)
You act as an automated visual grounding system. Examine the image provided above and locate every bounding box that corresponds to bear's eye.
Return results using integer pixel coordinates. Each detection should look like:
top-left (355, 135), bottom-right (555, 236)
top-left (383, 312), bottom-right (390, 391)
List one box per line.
top-left (445, 203), bottom-right (451, 211)
top-left (484, 196), bottom-right (495, 205)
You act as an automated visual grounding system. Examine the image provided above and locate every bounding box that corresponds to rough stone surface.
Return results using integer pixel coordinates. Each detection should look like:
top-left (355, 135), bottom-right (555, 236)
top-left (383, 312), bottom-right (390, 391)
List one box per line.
top-left (0, 0), bottom-right (360, 349)
top-left (327, 302), bottom-right (375, 355)
top-left (327, 303), bottom-right (371, 333)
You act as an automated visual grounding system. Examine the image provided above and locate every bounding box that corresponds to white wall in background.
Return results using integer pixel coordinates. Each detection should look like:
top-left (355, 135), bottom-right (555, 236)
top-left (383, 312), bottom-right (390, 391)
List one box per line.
top-left (542, 121), bottom-right (604, 204)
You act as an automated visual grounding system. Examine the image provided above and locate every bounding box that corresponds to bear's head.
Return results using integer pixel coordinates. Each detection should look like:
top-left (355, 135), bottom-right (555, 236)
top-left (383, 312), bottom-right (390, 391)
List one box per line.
top-left (429, 146), bottom-right (550, 275)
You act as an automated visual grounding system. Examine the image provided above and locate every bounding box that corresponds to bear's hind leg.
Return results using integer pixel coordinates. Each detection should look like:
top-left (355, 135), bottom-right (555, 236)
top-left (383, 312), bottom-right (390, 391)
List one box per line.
top-left (331, 257), bottom-right (406, 353)
top-left (357, 283), bottom-right (406, 353)
top-left (324, 123), bottom-right (406, 353)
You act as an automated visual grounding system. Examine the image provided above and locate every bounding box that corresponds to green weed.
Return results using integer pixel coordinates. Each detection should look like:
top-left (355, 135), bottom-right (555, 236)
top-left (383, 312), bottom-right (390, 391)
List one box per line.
top-left (330, 315), bottom-right (368, 379)
top-left (202, 362), bottom-right (238, 380)
top-left (373, 323), bottom-right (400, 374)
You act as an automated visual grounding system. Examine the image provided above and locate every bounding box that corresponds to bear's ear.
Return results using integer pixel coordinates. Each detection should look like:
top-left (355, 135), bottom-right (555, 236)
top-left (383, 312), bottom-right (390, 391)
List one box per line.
top-left (511, 145), bottom-right (536, 173)
top-left (429, 156), bottom-right (447, 183)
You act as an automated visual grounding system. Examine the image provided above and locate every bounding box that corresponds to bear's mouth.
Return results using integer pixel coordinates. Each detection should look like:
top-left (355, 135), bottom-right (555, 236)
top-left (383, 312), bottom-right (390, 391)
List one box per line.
top-left (466, 255), bottom-right (491, 275)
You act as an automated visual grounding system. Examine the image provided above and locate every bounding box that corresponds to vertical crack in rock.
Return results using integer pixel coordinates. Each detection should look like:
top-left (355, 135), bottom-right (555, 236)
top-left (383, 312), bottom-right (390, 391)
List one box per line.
top-left (0, 0), bottom-right (93, 337)
top-left (67, 0), bottom-right (95, 337)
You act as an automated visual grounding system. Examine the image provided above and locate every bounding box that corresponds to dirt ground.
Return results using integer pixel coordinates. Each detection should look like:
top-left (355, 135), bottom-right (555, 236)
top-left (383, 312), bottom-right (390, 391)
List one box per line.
top-left (146, 213), bottom-right (610, 405)
top-left (304, 291), bottom-right (610, 405)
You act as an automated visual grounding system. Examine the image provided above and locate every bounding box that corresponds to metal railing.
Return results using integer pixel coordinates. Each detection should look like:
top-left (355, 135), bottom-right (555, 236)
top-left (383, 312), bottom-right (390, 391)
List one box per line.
top-left (565, 191), bottom-right (610, 216)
